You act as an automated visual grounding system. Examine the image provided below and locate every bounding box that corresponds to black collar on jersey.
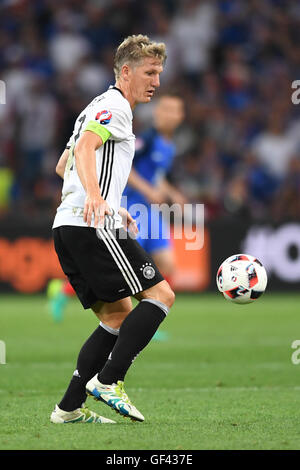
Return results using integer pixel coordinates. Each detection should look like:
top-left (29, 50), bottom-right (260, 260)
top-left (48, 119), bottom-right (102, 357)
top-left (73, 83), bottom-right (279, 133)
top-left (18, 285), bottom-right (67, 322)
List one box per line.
top-left (109, 85), bottom-right (124, 97)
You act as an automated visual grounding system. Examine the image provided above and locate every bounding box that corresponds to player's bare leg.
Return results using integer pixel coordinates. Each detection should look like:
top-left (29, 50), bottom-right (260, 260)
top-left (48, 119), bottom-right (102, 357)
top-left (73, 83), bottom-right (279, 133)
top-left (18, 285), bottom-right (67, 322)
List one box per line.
top-left (134, 279), bottom-right (175, 307)
top-left (91, 296), bottom-right (132, 329)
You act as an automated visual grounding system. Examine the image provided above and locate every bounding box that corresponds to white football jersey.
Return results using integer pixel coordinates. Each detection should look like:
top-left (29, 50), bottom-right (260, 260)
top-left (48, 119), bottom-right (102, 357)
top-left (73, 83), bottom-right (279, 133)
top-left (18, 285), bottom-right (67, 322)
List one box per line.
top-left (53, 86), bottom-right (135, 229)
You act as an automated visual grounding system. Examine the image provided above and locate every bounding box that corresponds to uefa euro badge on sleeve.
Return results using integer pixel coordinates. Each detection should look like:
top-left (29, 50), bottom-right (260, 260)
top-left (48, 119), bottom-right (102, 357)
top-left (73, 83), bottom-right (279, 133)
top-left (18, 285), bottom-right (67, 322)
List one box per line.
top-left (95, 110), bottom-right (112, 125)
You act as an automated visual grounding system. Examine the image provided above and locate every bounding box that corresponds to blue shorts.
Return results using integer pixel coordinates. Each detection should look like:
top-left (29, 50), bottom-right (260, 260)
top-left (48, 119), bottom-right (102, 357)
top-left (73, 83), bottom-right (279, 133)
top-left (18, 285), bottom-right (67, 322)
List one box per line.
top-left (133, 205), bottom-right (171, 254)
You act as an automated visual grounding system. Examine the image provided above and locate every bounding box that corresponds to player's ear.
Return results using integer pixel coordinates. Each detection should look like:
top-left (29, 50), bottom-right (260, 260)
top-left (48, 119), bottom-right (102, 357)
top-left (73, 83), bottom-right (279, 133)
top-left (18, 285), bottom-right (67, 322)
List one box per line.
top-left (121, 63), bottom-right (130, 81)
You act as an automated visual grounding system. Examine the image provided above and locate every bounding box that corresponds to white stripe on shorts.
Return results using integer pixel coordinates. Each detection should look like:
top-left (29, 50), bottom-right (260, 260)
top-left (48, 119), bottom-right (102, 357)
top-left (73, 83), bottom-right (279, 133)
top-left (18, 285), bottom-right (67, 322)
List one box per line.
top-left (96, 228), bottom-right (137, 294)
top-left (107, 228), bottom-right (143, 292)
top-left (96, 228), bottom-right (142, 295)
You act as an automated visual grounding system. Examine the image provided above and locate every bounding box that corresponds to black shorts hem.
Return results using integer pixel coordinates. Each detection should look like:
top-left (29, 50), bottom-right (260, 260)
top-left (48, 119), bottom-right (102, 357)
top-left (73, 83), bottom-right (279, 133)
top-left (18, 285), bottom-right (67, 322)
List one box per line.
top-left (82, 275), bottom-right (164, 308)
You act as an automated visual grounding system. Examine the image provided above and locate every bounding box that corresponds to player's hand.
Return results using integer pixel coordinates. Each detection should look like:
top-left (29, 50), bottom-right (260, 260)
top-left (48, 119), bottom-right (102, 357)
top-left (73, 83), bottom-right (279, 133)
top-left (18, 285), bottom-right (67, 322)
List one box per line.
top-left (118, 207), bottom-right (138, 237)
top-left (84, 193), bottom-right (112, 228)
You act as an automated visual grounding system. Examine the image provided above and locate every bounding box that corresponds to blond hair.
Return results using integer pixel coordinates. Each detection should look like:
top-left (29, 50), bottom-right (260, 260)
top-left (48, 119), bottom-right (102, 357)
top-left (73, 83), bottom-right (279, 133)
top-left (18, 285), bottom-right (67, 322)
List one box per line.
top-left (114, 34), bottom-right (167, 79)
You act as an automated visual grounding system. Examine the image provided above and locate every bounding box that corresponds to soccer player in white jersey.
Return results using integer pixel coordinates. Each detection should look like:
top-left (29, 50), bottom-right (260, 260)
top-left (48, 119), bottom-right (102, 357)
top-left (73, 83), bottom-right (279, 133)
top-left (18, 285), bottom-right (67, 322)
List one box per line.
top-left (50, 35), bottom-right (175, 424)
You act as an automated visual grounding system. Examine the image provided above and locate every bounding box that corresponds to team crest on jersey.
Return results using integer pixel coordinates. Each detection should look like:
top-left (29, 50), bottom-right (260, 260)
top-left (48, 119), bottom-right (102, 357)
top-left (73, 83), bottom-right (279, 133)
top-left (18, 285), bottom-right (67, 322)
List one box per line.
top-left (95, 109), bottom-right (112, 125)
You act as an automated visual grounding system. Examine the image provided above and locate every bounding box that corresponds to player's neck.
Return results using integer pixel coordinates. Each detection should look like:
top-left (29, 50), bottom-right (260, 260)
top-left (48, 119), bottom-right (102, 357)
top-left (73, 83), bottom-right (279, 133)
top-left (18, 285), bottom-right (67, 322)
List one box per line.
top-left (115, 80), bottom-right (136, 110)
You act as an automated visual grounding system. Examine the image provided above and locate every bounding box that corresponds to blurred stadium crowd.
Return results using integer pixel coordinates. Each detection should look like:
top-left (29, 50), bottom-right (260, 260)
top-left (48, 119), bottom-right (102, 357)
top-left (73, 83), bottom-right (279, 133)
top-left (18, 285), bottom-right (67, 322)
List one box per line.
top-left (0, 0), bottom-right (300, 223)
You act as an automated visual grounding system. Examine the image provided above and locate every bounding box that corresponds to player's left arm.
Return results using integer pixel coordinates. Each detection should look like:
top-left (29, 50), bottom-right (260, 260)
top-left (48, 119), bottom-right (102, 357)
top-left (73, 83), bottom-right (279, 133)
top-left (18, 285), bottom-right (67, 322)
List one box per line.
top-left (56, 149), bottom-right (69, 179)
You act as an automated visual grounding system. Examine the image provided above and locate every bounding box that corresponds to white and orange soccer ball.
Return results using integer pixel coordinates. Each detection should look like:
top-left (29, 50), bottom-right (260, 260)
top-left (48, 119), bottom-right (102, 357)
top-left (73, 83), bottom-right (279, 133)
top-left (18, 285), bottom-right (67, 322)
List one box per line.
top-left (216, 254), bottom-right (268, 304)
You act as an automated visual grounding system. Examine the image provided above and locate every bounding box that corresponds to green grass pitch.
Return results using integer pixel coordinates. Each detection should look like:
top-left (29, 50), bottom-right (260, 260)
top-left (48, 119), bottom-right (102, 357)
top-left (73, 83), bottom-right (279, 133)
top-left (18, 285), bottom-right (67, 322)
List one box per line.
top-left (1, 291), bottom-right (300, 450)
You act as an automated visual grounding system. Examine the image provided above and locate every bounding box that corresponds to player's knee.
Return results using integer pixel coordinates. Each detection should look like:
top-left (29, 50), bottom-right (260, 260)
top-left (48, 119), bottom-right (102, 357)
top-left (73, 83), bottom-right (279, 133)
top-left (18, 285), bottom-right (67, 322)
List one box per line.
top-left (138, 280), bottom-right (175, 309)
top-left (100, 309), bottom-right (131, 330)
top-left (155, 280), bottom-right (175, 308)
top-left (164, 285), bottom-right (175, 308)
top-left (157, 285), bottom-right (175, 310)
top-left (92, 297), bottom-right (132, 329)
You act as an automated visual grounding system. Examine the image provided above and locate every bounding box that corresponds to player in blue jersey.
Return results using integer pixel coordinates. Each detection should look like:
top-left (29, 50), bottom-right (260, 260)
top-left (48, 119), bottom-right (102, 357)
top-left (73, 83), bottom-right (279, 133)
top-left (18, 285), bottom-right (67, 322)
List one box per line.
top-left (123, 93), bottom-right (186, 280)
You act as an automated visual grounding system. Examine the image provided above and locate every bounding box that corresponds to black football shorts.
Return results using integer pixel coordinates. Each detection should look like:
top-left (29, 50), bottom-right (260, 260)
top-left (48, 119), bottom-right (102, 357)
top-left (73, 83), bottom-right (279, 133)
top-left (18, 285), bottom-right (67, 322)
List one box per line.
top-left (53, 225), bottom-right (164, 308)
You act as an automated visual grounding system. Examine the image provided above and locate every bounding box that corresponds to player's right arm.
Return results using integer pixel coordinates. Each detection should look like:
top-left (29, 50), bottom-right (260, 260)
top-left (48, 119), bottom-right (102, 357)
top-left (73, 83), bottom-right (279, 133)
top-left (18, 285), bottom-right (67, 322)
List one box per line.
top-left (75, 130), bottom-right (111, 228)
